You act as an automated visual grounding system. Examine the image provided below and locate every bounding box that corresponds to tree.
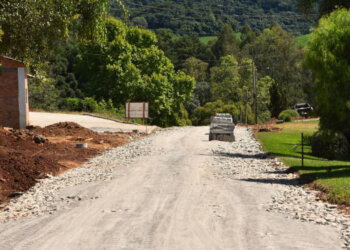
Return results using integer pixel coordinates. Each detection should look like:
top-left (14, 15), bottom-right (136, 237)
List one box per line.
top-left (132, 17), bottom-right (148, 29)
top-left (0, 0), bottom-right (111, 63)
top-left (304, 8), bottom-right (350, 139)
top-left (297, 0), bottom-right (350, 17)
top-left (212, 24), bottom-right (240, 62)
top-left (242, 23), bottom-right (310, 114)
top-left (211, 55), bottom-right (240, 103)
top-left (182, 57), bottom-right (208, 82)
top-left (75, 17), bottom-right (195, 127)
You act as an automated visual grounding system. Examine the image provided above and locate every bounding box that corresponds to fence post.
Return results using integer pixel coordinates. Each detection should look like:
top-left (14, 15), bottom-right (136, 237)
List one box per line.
top-left (301, 132), bottom-right (304, 168)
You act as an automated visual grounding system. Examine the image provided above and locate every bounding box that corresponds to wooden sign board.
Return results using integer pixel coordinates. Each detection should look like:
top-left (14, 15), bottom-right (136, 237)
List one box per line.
top-left (125, 102), bottom-right (149, 119)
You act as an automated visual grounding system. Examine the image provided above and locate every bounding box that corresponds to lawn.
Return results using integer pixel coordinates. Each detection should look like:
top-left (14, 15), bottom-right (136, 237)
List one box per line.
top-left (199, 36), bottom-right (217, 44)
top-left (256, 120), bottom-right (350, 205)
top-left (199, 33), bottom-right (241, 44)
top-left (296, 34), bottom-right (311, 46)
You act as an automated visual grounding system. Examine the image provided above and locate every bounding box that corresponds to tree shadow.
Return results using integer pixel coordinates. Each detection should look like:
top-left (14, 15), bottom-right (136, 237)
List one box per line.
top-left (240, 177), bottom-right (299, 186)
top-left (212, 151), bottom-right (271, 159)
top-left (291, 164), bottom-right (350, 184)
top-left (268, 152), bottom-right (328, 161)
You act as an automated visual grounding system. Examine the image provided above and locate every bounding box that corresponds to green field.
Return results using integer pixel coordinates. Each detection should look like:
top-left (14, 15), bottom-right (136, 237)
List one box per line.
top-left (296, 34), bottom-right (311, 46)
top-left (256, 120), bottom-right (350, 205)
top-left (199, 36), bottom-right (217, 44)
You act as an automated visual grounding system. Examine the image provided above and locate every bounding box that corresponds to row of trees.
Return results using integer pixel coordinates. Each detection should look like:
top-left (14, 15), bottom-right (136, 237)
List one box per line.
top-left (0, 1), bottom-right (195, 127)
top-left (111, 0), bottom-right (315, 36)
top-left (155, 23), bottom-right (313, 124)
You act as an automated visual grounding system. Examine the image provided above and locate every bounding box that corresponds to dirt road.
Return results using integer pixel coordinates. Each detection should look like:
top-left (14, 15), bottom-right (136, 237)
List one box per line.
top-left (0, 127), bottom-right (344, 249)
top-left (29, 112), bottom-right (158, 134)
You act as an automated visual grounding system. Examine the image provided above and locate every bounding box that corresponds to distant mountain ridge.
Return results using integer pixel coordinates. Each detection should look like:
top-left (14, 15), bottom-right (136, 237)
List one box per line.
top-left (111, 0), bottom-right (316, 36)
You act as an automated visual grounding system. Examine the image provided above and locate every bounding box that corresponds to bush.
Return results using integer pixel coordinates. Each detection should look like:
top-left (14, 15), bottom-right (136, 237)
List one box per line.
top-left (66, 98), bottom-right (82, 111)
top-left (278, 109), bottom-right (299, 122)
top-left (310, 130), bottom-right (350, 160)
top-left (81, 97), bottom-right (98, 112)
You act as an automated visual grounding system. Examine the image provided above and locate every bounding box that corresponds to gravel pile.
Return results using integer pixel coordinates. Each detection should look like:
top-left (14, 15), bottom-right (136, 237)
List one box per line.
top-left (210, 127), bottom-right (350, 247)
top-left (0, 130), bottom-right (166, 223)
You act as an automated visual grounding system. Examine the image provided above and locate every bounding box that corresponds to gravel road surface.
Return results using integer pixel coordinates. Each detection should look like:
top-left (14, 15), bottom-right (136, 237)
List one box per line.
top-left (29, 112), bottom-right (157, 134)
top-left (0, 126), bottom-right (347, 249)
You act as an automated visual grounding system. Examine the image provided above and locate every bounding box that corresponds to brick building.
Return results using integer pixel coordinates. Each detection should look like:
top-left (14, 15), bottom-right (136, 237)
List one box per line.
top-left (0, 56), bottom-right (29, 129)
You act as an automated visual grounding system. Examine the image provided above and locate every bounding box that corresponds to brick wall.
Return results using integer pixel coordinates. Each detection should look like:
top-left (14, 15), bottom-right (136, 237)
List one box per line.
top-left (0, 57), bottom-right (25, 129)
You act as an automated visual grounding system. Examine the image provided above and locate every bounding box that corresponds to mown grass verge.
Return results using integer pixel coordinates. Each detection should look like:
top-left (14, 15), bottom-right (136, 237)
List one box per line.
top-left (255, 120), bottom-right (350, 205)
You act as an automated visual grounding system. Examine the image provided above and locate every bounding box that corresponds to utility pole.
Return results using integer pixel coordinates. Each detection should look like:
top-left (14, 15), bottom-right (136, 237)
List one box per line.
top-left (252, 61), bottom-right (258, 124)
top-left (239, 106), bottom-right (242, 123)
top-left (245, 89), bottom-right (248, 124)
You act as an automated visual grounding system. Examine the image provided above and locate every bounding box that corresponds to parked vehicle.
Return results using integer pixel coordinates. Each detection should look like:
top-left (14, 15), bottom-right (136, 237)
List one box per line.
top-left (293, 103), bottom-right (313, 117)
top-left (209, 113), bottom-right (235, 142)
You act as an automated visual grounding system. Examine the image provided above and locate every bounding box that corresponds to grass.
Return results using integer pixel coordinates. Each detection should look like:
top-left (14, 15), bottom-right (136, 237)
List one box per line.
top-left (199, 36), bottom-right (217, 44)
top-left (199, 33), bottom-right (241, 44)
top-left (256, 120), bottom-right (350, 205)
top-left (296, 34), bottom-right (311, 46)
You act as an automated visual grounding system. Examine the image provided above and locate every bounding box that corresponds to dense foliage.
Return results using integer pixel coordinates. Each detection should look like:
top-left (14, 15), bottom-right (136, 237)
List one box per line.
top-left (0, 0), bottom-right (114, 63)
top-left (1, 0), bottom-right (317, 128)
top-left (29, 17), bottom-right (195, 127)
top-left (155, 23), bottom-right (314, 124)
top-left (297, 0), bottom-right (350, 17)
top-left (111, 0), bottom-right (316, 36)
top-left (305, 8), bottom-right (350, 142)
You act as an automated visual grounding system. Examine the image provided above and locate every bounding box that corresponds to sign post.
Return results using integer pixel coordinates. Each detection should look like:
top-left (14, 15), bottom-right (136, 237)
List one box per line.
top-left (125, 102), bottom-right (149, 125)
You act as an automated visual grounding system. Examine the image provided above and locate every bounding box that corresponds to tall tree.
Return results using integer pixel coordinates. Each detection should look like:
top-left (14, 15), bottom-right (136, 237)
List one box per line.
top-left (0, 0), bottom-right (111, 63)
top-left (75, 17), bottom-right (195, 127)
top-left (242, 23), bottom-right (309, 115)
top-left (212, 24), bottom-right (240, 62)
top-left (211, 55), bottom-right (240, 103)
top-left (305, 8), bottom-right (350, 139)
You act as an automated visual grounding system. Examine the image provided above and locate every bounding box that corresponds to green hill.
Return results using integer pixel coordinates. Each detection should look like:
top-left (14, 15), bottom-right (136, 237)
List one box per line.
top-left (296, 34), bottom-right (311, 46)
top-left (111, 0), bottom-right (316, 36)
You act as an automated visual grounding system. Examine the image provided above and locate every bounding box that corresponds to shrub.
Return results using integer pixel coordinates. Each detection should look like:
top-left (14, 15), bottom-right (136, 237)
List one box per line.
top-left (81, 97), bottom-right (98, 112)
top-left (278, 109), bottom-right (299, 122)
top-left (66, 98), bottom-right (82, 111)
top-left (310, 130), bottom-right (350, 160)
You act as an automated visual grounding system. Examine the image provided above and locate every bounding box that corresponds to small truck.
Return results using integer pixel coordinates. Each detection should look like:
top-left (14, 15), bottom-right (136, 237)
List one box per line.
top-left (209, 113), bottom-right (235, 142)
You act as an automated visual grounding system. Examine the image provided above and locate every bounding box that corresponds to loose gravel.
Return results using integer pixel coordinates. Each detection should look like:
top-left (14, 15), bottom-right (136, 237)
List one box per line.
top-left (209, 127), bottom-right (350, 248)
top-left (1, 126), bottom-right (349, 248)
top-left (0, 129), bottom-right (167, 222)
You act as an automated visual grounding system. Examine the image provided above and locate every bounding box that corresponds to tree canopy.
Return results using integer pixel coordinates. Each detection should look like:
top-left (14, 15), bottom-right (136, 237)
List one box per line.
top-left (297, 0), bottom-right (350, 17)
top-left (305, 8), bottom-right (350, 139)
top-left (75, 17), bottom-right (195, 127)
top-left (111, 0), bottom-right (315, 36)
top-left (0, 0), bottom-right (111, 63)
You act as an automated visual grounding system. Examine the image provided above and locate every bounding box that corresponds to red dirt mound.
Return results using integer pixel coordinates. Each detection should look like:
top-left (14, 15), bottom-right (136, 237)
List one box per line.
top-left (0, 123), bottom-right (137, 204)
top-left (31, 122), bottom-right (98, 137)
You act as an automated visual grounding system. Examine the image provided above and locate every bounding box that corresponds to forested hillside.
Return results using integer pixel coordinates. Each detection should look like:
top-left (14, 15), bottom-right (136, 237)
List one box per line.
top-left (111, 0), bottom-right (316, 36)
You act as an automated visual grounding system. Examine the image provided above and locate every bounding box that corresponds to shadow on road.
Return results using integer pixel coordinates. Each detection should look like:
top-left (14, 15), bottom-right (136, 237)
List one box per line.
top-left (212, 151), bottom-right (271, 159)
top-left (240, 177), bottom-right (299, 186)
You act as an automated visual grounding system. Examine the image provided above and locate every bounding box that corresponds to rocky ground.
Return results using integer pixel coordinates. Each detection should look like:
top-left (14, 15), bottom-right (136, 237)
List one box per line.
top-left (0, 129), bottom-right (158, 221)
top-left (0, 126), bottom-right (348, 249)
top-left (210, 127), bottom-right (350, 248)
